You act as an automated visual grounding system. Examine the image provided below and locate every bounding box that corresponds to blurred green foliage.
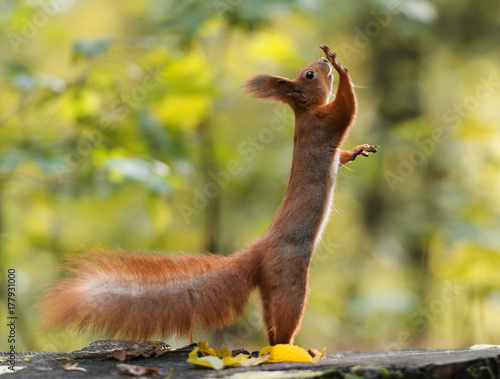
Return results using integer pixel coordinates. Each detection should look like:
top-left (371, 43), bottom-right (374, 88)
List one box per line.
top-left (0, 0), bottom-right (499, 352)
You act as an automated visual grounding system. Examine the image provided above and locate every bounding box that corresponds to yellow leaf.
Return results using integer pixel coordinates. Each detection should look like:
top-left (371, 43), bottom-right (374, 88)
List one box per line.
top-left (188, 348), bottom-right (269, 370)
top-left (232, 355), bottom-right (270, 367)
top-left (187, 348), bottom-right (224, 370)
top-left (196, 341), bottom-right (231, 357)
top-left (222, 354), bottom-right (251, 367)
top-left (188, 342), bottom-right (321, 369)
top-left (259, 344), bottom-right (314, 363)
top-left (197, 341), bottom-right (218, 357)
top-left (312, 347), bottom-right (327, 363)
top-left (220, 344), bottom-right (232, 358)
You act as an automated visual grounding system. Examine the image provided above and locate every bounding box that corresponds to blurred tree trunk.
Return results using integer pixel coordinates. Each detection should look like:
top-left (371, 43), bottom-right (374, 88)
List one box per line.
top-left (195, 27), bottom-right (233, 255)
top-left (367, 44), bottom-right (424, 256)
top-left (197, 118), bottom-right (221, 254)
top-left (366, 39), bottom-right (432, 343)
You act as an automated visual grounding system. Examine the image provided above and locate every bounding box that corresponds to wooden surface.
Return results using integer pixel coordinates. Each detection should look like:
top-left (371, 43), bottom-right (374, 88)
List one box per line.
top-left (1, 340), bottom-right (499, 378)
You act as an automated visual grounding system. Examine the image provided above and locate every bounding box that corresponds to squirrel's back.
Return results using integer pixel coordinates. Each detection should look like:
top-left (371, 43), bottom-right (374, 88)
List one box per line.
top-left (41, 249), bottom-right (256, 339)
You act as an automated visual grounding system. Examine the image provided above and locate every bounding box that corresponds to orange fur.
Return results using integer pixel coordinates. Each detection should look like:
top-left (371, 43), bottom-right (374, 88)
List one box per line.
top-left (39, 45), bottom-right (378, 345)
top-left (41, 249), bottom-right (256, 339)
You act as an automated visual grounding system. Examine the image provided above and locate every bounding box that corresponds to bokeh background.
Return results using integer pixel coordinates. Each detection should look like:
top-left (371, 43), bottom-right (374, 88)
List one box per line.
top-left (1, 0), bottom-right (499, 353)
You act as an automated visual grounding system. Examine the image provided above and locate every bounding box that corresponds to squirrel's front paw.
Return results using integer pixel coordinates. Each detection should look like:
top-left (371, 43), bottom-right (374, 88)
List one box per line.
top-left (319, 45), bottom-right (348, 73)
top-left (352, 144), bottom-right (379, 158)
top-left (340, 144), bottom-right (379, 165)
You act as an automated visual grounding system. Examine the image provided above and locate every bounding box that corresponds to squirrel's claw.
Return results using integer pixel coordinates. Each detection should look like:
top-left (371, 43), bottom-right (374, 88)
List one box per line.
top-left (340, 144), bottom-right (379, 165)
top-left (320, 44), bottom-right (348, 73)
top-left (319, 45), bottom-right (333, 57)
top-left (353, 144), bottom-right (379, 158)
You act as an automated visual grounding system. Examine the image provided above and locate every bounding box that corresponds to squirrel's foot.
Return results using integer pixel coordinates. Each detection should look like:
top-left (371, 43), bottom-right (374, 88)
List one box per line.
top-left (339, 144), bottom-right (379, 165)
top-left (319, 45), bottom-right (348, 73)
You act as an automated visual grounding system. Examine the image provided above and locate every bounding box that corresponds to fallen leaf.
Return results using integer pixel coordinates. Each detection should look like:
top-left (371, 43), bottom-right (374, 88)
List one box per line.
top-left (110, 350), bottom-right (129, 361)
top-left (259, 344), bottom-right (314, 363)
top-left (197, 340), bottom-right (219, 357)
top-left (187, 342), bottom-right (324, 369)
top-left (116, 363), bottom-right (160, 376)
top-left (230, 355), bottom-right (270, 367)
top-left (64, 362), bottom-right (87, 372)
top-left (0, 366), bottom-right (25, 374)
top-left (222, 353), bottom-right (252, 367)
top-left (188, 347), bottom-right (269, 369)
top-left (197, 341), bottom-right (232, 357)
top-left (310, 347), bottom-right (327, 362)
top-left (220, 344), bottom-right (232, 358)
top-left (187, 348), bottom-right (224, 369)
top-left (107, 341), bottom-right (171, 361)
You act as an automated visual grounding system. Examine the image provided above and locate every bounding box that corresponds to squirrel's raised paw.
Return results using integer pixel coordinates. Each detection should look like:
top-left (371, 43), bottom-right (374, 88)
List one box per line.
top-left (340, 144), bottom-right (379, 165)
top-left (319, 45), bottom-right (348, 73)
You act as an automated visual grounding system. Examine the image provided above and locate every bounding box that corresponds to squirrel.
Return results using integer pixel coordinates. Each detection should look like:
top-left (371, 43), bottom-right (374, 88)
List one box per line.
top-left (40, 45), bottom-right (378, 346)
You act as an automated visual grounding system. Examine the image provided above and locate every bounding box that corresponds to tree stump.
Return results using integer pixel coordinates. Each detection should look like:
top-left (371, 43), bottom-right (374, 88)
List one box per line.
top-left (1, 340), bottom-right (499, 378)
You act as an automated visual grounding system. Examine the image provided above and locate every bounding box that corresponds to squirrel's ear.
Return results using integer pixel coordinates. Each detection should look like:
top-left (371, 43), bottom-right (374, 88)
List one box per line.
top-left (276, 79), bottom-right (295, 97)
top-left (243, 75), bottom-right (296, 104)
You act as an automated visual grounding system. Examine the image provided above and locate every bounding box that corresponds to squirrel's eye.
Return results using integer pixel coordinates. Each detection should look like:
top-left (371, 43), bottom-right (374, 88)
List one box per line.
top-left (306, 71), bottom-right (314, 80)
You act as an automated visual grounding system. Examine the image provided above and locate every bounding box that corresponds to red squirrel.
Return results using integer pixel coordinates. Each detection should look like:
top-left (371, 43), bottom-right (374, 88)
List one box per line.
top-left (40, 45), bottom-right (378, 346)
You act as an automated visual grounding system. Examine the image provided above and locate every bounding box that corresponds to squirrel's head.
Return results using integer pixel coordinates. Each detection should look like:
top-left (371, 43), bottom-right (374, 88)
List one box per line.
top-left (244, 57), bottom-right (333, 110)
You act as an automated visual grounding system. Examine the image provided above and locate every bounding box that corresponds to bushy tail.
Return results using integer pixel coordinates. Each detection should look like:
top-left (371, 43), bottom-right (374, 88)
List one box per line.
top-left (40, 249), bottom-right (256, 340)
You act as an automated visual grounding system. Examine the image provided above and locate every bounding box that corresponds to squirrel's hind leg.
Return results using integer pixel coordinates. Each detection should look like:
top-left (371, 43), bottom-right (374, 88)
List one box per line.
top-left (269, 287), bottom-right (307, 345)
top-left (260, 290), bottom-right (277, 345)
